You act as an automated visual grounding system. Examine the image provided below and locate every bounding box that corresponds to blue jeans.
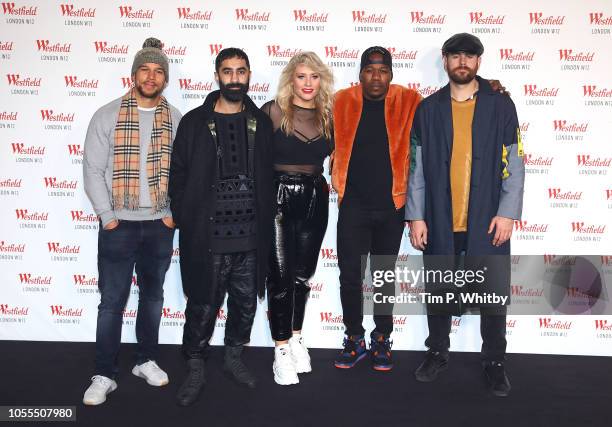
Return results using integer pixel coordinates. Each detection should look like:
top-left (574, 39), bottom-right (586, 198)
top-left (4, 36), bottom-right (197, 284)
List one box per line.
top-left (94, 219), bottom-right (174, 378)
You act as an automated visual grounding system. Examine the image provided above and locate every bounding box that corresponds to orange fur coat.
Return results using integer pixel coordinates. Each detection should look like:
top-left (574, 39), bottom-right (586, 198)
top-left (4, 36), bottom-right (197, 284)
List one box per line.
top-left (331, 84), bottom-right (421, 208)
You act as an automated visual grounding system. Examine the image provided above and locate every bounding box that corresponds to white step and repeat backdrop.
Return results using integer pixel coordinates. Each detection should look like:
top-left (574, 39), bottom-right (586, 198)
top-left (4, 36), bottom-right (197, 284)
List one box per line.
top-left (1, 0), bottom-right (611, 356)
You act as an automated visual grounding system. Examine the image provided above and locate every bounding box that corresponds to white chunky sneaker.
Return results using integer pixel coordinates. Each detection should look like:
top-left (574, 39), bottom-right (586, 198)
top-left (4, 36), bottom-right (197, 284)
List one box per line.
top-left (83, 375), bottom-right (117, 406)
top-left (132, 360), bottom-right (169, 386)
top-left (289, 335), bottom-right (312, 374)
top-left (273, 344), bottom-right (299, 385)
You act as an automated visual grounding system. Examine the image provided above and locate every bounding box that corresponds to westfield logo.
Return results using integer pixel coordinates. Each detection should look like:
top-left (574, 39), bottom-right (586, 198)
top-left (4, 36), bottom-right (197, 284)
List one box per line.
top-left (0, 304), bottom-right (29, 315)
top-left (178, 79), bottom-right (213, 91)
top-left (60, 4), bottom-right (95, 17)
top-left (513, 221), bottom-right (549, 232)
top-left (548, 188), bottom-right (582, 200)
top-left (582, 85), bottom-right (612, 98)
top-left (0, 41), bottom-right (14, 51)
top-left (0, 240), bottom-right (25, 252)
top-left (0, 111), bottom-right (17, 120)
top-left (469, 12), bottom-right (505, 24)
top-left (529, 12), bottom-right (565, 25)
top-left (249, 82), bottom-right (269, 93)
top-left (217, 308), bottom-right (227, 321)
top-left (36, 40), bottom-right (71, 53)
top-left (64, 76), bottom-right (98, 88)
top-left (209, 44), bottom-right (223, 55)
top-left (320, 248), bottom-right (337, 260)
top-left (176, 7), bottom-right (212, 20)
top-left (406, 83), bottom-right (439, 97)
top-left (595, 320), bottom-right (612, 331)
top-left (94, 42), bottom-right (128, 54)
top-left (351, 10), bottom-right (387, 23)
top-left (70, 210), bottom-right (97, 222)
top-left (523, 154), bottom-right (553, 166)
top-left (67, 144), bottom-right (83, 156)
top-left (6, 74), bottom-right (41, 86)
top-left (571, 222), bottom-right (606, 234)
top-left (267, 45), bottom-right (302, 57)
top-left (18, 273), bottom-right (51, 285)
top-left (552, 120), bottom-right (588, 132)
top-left (320, 312), bottom-right (343, 323)
top-left (543, 255), bottom-right (576, 266)
top-left (47, 242), bottom-right (80, 254)
top-left (523, 85), bottom-right (559, 96)
top-left (15, 209), bottom-right (48, 221)
top-left (539, 318), bottom-right (572, 329)
top-left (576, 155), bottom-right (612, 167)
top-left (73, 274), bottom-right (98, 286)
top-left (43, 177), bottom-right (77, 189)
top-left (120, 77), bottom-right (133, 89)
top-left (387, 47), bottom-right (417, 60)
top-left (50, 305), bottom-right (83, 316)
top-left (409, 11), bottom-right (446, 24)
top-left (324, 46), bottom-right (358, 59)
top-left (499, 49), bottom-right (535, 61)
top-left (293, 9), bottom-right (328, 22)
top-left (162, 308), bottom-right (185, 319)
top-left (235, 8), bottom-right (270, 21)
top-left (40, 110), bottom-right (74, 122)
top-left (11, 143), bottom-right (45, 155)
top-left (510, 285), bottom-right (543, 297)
top-left (589, 12), bottom-right (612, 25)
top-left (1, 2), bottom-right (37, 15)
top-left (118, 6), bottom-right (153, 19)
top-left (559, 49), bottom-right (594, 61)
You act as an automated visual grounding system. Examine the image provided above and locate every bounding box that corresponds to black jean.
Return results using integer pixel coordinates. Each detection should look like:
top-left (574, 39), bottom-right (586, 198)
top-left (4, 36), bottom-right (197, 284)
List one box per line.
top-left (182, 251), bottom-right (257, 359)
top-left (425, 232), bottom-right (507, 362)
top-left (337, 201), bottom-right (405, 337)
top-left (267, 173), bottom-right (328, 341)
top-left (95, 219), bottom-right (174, 378)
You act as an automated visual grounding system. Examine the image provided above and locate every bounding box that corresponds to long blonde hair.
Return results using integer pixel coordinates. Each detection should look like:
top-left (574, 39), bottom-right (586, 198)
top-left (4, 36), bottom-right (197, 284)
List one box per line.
top-left (276, 51), bottom-right (334, 140)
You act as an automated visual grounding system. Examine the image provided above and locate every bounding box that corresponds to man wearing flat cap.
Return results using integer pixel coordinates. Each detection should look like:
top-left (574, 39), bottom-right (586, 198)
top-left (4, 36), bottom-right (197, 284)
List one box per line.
top-left (83, 37), bottom-right (182, 405)
top-left (331, 47), bottom-right (421, 371)
top-left (406, 33), bottom-right (525, 397)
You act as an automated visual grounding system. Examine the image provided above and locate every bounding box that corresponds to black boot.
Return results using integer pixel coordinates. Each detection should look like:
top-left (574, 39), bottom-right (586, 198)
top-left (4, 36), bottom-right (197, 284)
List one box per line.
top-left (223, 345), bottom-right (257, 389)
top-left (176, 359), bottom-right (206, 407)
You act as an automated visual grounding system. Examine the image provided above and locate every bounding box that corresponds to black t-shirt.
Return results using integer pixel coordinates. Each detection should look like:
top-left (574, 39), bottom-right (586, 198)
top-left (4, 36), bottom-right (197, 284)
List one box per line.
top-left (343, 97), bottom-right (394, 210)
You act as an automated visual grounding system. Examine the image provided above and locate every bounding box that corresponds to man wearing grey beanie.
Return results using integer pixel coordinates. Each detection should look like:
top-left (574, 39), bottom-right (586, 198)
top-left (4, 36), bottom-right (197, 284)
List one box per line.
top-left (82, 37), bottom-right (182, 406)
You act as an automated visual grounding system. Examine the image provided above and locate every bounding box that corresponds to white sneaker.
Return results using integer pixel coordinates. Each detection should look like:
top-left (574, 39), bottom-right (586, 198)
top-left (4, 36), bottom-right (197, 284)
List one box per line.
top-left (132, 360), bottom-right (169, 386)
top-left (273, 344), bottom-right (299, 385)
top-left (289, 335), bottom-right (312, 374)
top-left (83, 375), bottom-right (117, 406)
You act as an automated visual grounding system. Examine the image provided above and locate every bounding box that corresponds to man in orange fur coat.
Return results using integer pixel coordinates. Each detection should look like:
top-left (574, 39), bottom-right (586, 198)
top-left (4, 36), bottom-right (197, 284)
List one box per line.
top-left (331, 47), bottom-right (421, 372)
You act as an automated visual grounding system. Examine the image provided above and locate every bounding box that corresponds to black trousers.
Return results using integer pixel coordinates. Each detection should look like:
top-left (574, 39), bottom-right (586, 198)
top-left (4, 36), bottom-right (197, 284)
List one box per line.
top-left (337, 201), bottom-right (405, 337)
top-left (267, 173), bottom-right (328, 341)
top-left (425, 232), bottom-right (507, 362)
top-left (182, 251), bottom-right (257, 359)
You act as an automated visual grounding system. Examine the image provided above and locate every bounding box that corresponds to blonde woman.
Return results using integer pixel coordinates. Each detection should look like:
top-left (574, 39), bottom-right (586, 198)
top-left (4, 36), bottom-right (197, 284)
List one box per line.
top-left (261, 52), bottom-right (334, 385)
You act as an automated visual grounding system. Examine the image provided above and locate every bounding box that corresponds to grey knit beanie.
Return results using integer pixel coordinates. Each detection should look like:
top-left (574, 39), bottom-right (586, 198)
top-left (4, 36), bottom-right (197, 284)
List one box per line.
top-left (131, 37), bottom-right (169, 82)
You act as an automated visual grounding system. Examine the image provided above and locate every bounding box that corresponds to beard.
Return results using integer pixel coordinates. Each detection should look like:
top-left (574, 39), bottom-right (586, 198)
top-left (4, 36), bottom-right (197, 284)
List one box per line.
top-left (219, 80), bottom-right (249, 102)
top-left (134, 81), bottom-right (163, 99)
top-left (448, 66), bottom-right (478, 85)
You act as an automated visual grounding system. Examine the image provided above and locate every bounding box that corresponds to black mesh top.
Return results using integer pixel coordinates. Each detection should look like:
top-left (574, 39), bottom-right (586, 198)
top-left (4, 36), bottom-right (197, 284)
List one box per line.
top-left (262, 101), bottom-right (333, 172)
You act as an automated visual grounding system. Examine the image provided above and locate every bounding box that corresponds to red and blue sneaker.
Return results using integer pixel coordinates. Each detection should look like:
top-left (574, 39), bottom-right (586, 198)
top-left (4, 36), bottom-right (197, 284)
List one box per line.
top-left (370, 332), bottom-right (393, 371)
top-left (334, 335), bottom-right (367, 369)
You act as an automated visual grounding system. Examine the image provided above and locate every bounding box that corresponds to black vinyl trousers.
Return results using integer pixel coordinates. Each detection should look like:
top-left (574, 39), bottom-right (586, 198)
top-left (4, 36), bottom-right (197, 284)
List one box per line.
top-left (182, 251), bottom-right (257, 359)
top-left (267, 173), bottom-right (329, 341)
top-left (337, 201), bottom-right (405, 337)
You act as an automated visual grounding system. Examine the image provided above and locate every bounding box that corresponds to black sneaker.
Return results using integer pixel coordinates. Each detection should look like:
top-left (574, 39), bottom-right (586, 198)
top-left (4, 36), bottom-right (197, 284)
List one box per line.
top-left (370, 332), bottom-right (393, 371)
top-left (414, 349), bottom-right (449, 382)
top-left (483, 361), bottom-right (511, 397)
top-left (176, 359), bottom-right (206, 407)
top-left (334, 335), bottom-right (367, 369)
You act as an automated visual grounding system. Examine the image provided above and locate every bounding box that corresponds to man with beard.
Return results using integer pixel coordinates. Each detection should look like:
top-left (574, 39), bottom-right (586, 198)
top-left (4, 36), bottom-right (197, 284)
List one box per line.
top-left (406, 33), bottom-right (524, 397)
top-left (82, 38), bottom-right (182, 405)
top-left (169, 48), bottom-right (274, 406)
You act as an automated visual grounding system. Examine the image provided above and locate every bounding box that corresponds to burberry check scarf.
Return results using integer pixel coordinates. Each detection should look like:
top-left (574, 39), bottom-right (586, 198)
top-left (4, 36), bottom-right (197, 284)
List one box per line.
top-left (112, 89), bottom-right (173, 212)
